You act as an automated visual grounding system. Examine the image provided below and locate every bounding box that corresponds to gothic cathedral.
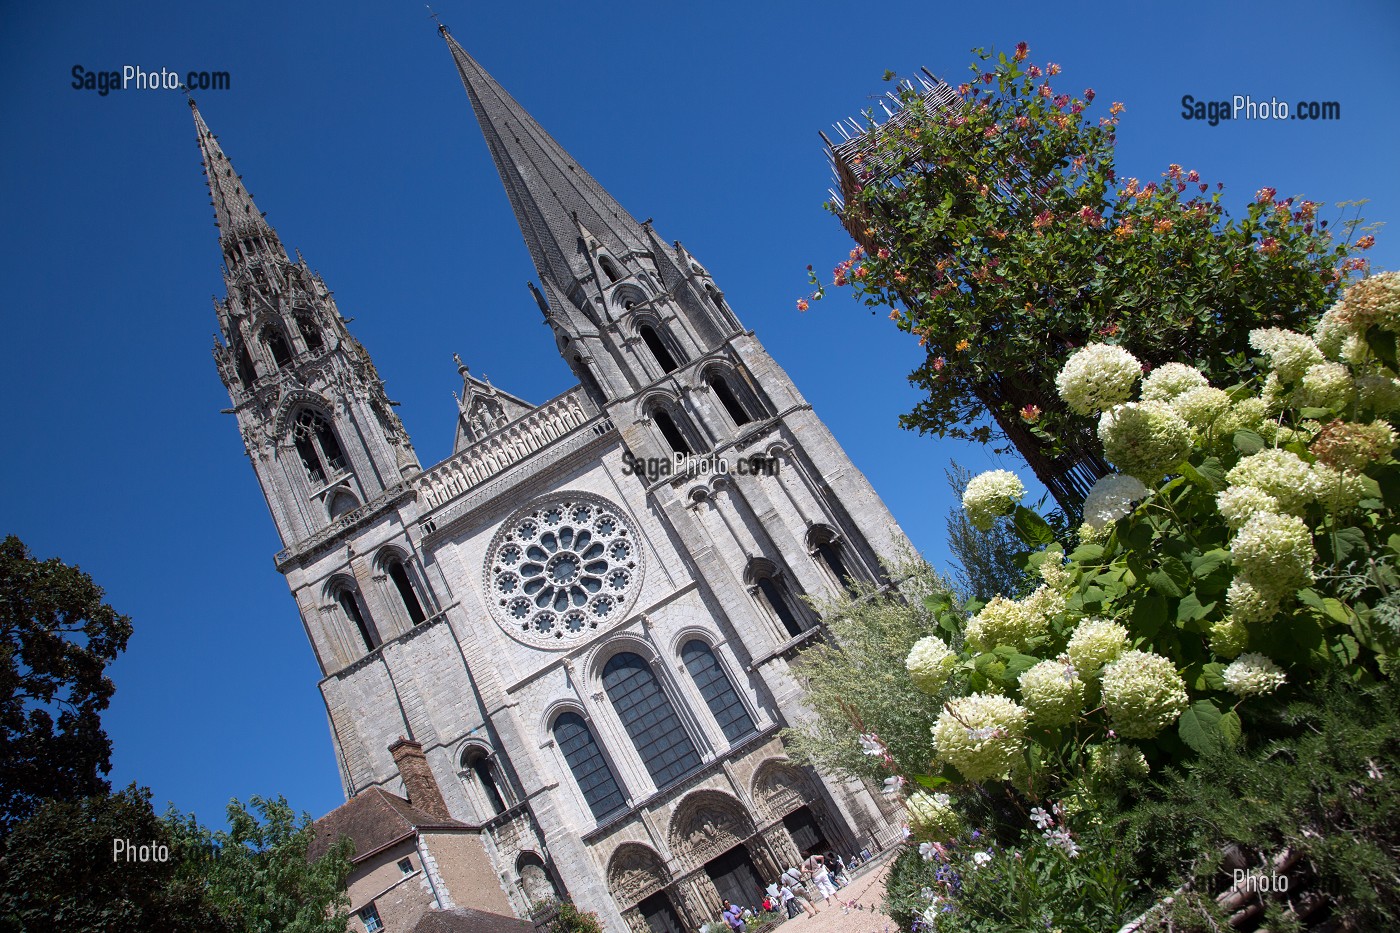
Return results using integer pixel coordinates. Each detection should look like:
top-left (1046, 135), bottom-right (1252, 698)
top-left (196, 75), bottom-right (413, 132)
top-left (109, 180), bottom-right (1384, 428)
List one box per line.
top-left (198, 24), bottom-right (909, 933)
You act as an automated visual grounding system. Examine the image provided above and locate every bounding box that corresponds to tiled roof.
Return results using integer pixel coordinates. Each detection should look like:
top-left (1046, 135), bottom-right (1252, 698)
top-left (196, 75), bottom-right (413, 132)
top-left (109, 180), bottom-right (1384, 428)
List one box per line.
top-left (410, 907), bottom-right (533, 933)
top-left (309, 787), bottom-right (468, 863)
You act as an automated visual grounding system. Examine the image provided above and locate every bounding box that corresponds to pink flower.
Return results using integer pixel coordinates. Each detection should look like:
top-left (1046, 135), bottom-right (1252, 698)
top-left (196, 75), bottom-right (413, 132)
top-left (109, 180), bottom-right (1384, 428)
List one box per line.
top-left (932, 356), bottom-right (946, 371)
top-left (1020, 404), bottom-right (1042, 423)
top-left (1257, 236), bottom-right (1279, 255)
top-left (877, 247), bottom-right (891, 259)
top-left (1084, 87), bottom-right (1096, 102)
top-left (1039, 83), bottom-right (1053, 99)
top-left (1255, 186), bottom-right (1277, 204)
top-left (1048, 62), bottom-right (1062, 75)
top-left (1015, 115), bottom-right (1030, 129)
top-left (1014, 41), bottom-right (1029, 62)
top-left (957, 83), bottom-right (971, 96)
top-left (984, 124), bottom-right (1000, 138)
top-left (853, 265), bottom-right (868, 279)
top-left (796, 299), bottom-right (809, 312)
top-left (1186, 169), bottom-right (1200, 182)
top-left (1028, 65), bottom-right (1042, 78)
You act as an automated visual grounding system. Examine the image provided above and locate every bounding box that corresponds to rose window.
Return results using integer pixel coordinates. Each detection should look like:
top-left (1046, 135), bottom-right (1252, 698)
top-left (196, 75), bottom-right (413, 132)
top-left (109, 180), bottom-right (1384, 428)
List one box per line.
top-left (486, 494), bottom-right (642, 644)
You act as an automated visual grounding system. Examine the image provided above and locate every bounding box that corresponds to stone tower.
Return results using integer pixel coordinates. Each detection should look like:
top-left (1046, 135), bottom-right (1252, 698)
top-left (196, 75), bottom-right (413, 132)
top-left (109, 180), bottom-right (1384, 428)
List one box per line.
top-left (196, 28), bottom-right (910, 933)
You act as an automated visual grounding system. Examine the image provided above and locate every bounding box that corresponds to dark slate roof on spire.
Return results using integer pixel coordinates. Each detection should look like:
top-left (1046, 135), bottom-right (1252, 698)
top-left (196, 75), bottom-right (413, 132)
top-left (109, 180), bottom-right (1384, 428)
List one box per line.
top-left (189, 99), bottom-right (282, 250)
top-left (440, 28), bottom-right (645, 284)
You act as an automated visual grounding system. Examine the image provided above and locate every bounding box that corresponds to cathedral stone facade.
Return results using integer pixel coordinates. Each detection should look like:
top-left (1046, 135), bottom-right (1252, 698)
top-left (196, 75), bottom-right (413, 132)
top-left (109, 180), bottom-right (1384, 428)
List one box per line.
top-left (196, 25), bottom-right (908, 933)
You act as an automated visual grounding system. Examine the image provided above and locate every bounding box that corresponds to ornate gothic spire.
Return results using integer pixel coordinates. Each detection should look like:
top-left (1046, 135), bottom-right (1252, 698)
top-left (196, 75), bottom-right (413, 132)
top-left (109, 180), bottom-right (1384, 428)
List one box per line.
top-left (439, 26), bottom-right (647, 288)
top-left (190, 98), bottom-right (285, 264)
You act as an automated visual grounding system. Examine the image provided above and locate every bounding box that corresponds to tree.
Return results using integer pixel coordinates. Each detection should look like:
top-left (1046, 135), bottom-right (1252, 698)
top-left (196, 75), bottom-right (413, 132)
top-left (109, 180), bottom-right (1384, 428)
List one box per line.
top-left (0, 784), bottom-right (219, 933)
top-left (784, 555), bottom-right (959, 780)
top-left (168, 796), bottom-right (352, 933)
top-left (811, 43), bottom-right (1373, 511)
top-left (0, 535), bottom-right (132, 832)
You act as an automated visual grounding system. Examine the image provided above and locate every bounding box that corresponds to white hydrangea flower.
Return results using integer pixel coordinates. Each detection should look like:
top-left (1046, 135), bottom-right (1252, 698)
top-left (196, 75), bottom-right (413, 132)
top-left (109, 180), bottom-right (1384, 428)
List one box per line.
top-left (932, 693), bottom-right (1029, 782)
top-left (1081, 474), bottom-right (1148, 531)
top-left (1225, 578), bottom-right (1279, 626)
top-left (964, 596), bottom-right (1047, 652)
top-left (1215, 484), bottom-right (1280, 530)
top-left (1172, 386), bottom-right (1233, 431)
top-left (1022, 580), bottom-right (1068, 627)
top-left (1312, 463), bottom-right (1367, 513)
top-left (906, 636), bottom-right (958, 695)
top-left (1314, 303), bottom-right (1354, 360)
top-left (1100, 650), bottom-right (1189, 739)
top-left (1056, 343), bottom-right (1144, 415)
top-left (1039, 552), bottom-right (1072, 589)
top-left (1249, 328), bottom-right (1324, 383)
top-left (962, 469), bottom-right (1025, 531)
top-left (1297, 362), bottom-right (1355, 410)
top-left (1018, 658), bottom-right (1085, 727)
top-left (905, 791), bottom-right (962, 842)
top-left (1064, 618), bottom-right (1130, 677)
top-left (1311, 419), bottom-right (1398, 473)
top-left (1216, 396), bottom-right (1268, 436)
top-left (1231, 512), bottom-right (1315, 600)
top-left (1098, 401), bottom-right (1192, 481)
top-left (1141, 363), bottom-right (1209, 402)
top-left (1209, 616), bottom-right (1249, 658)
top-left (1332, 271), bottom-right (1400, 334)
top-left (1222, 652), bottom-right (1287, 697)
top-left (1357, 373), bottom-right (1400, 413)
top-left (1087, 743), bottom-right (1150, 781)
top-left (1225, 449), bottom-right (1319, 515)
top-left (1077, 521), bottom-right (1111, 544)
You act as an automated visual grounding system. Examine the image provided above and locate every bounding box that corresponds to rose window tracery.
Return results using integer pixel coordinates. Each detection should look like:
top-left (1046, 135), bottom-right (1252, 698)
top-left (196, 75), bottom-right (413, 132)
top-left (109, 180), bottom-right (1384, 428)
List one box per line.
top-left (486, 494), bottom-right (642, 644)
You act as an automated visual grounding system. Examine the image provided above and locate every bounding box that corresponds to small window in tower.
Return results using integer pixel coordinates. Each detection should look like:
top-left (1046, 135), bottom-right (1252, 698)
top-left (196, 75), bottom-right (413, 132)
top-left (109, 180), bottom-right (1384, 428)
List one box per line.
top-left (263, 326), bottom-right (293, 368)
top-left (292, 409), bottom-right (346, 486)
top-left (705, 285), bottom-right (725, 312)
top-left (706, 370), bottom-right (752, 427)
top-left (295, 312), bottom-right (324, 353)
top-left (327, 488), bottom-right (359, 521)
top-left (338, 589), bottom-right (379, 651)
top-left (652, 409), bottom-right (691, 456)
top-left (599, 256), bottom-right (620, 283)
top-left (387, 558), bottom-right (427, 625)
top-left (234, 340), bottom-right (257, 387)
top-left (639, 325), bottom-right (679, 374)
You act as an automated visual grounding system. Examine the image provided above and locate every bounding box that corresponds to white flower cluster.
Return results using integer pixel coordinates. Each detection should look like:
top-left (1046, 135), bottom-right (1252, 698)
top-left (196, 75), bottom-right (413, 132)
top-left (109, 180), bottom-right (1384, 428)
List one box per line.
top-left (1064, 618), bottom-right (1130, 676)
top-left (1098, 401), bottom-right (1192, 480)
top-left (1141, 363), bottom-right (1209, 402)
top-left (964, 595), bottom-right (1047, 652)
top-left (1081, 474), bottom-right (1148, 531)
top-left (1018, 658), bottom-right (1085, 727)
top-left (1249, 328), bottom-right (1324, 382)
top-left (1086, 743), bottom-right (1150, 782)
top-left (1172, 386), bottom-right (1233, 431)
top-left (906, 635), bottom-right (957, 695)
top-left (1312, 463), bottom-right (1368, 513)
top-left (1100, 650), bottom-right (1189, 739)
top-left (932, 693), bottom-right (1029, 781)
top-left (1056, 343), bottom-right (1143, 415)
top-left (1225, 578), bottom-right (1278, 626)
top-left (1322, 271), bottom-right (1400, 337)
top-left (1225, 449), bottom-right (1318, 514)
top-left (1216, 484), bottom-right (1281, 530)
top-left (1209, 616), bottom-right (1250, 658)
top-left (905, 790), bottom-right (962, 842)
top-left (1222, 652), bottom-right (1287, 697)
top-left (1231, 512), bottom-right (1315, 601)
top-left (1297, 361), bottom-right (1355, 410)
top-left (962, 469), bottom-right (1025, 531)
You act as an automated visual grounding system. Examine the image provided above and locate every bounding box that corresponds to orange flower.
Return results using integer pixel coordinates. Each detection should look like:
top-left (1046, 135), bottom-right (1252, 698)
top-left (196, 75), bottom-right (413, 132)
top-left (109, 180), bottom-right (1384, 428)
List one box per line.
top-left (1356, 235), bottom-right (1376, 250)
top-left (955, 339), bottom-right (970, 352)
top-left (796, 299), bottom-right (809, 312)
top-left (1153, 219), bottom-right (1174, 234)
top-left (889, 309), bottom-right (901, 321)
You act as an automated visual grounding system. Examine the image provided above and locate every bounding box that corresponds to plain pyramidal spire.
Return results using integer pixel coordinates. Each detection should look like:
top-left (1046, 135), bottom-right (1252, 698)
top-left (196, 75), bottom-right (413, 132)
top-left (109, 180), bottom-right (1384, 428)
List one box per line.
top-left (438, 26), bottom-right (647, 287)
top-left (189, 98), bottom-right (285, 259)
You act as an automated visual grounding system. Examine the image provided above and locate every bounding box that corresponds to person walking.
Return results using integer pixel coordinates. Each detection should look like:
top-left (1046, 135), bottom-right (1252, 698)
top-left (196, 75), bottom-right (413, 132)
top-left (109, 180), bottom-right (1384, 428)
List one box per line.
top-left (721, 899), bottom-right (746, 932)
top-left (803, 852), bottom-right (837, 904)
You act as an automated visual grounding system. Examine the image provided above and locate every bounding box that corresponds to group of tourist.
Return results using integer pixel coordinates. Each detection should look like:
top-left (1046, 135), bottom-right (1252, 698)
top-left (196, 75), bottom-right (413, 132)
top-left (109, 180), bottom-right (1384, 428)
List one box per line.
top-left (718, 850), bottom-right (858, 930)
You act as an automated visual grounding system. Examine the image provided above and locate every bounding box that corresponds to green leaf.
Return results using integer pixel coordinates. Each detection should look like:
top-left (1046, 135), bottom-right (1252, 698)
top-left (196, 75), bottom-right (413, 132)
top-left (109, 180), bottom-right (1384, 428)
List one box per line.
top-left (1180, 462), bottom-right (1221, 493)
top-left (1147, 557), bottom-right (1191, 597)
top-left (1233, 429), bottom-right (1267, 455)
top-left (1069, 543), bottom-right (1105, 563)
top-left (1320, 526), bottom-right (1369, 565)
top-left (1178, 698), bottom-right (1225, 755)
top-left (1012, 506), bottom-right (1057, 547)
top-left (1177, 591), bottom-right (1215, 623)
top-left (1299, 407), bottom-right (1334, 421)
top-left (1190, 549), bottom-right (1232, 579)
top-left (1131, 591), bottom-right (1168, 637)
top-left (1002, 653), bottom-right (1040, 683)
top-left (1195, 456), bottom-right (1228, 490)
top-left (1199, 662), bottom-right (1228, 691)
top-left (1218, 710), bottom-right (1242, 747)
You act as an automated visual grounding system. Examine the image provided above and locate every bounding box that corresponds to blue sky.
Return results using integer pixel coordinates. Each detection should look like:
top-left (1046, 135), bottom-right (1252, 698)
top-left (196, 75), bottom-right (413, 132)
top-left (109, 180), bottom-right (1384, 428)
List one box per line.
top-left (1, 1), bottom-right (1396, 828)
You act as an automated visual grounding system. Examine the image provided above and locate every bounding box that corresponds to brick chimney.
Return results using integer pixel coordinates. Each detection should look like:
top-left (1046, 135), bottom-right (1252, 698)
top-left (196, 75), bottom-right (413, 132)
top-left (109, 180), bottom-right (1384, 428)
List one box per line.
top-left (388, 737), bottom-right (451, 821)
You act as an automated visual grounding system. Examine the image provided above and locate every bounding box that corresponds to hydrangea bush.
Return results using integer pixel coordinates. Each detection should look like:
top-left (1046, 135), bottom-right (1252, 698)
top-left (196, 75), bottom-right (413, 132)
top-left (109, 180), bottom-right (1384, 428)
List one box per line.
top-left (902, 273), bottom-right (1399, 805)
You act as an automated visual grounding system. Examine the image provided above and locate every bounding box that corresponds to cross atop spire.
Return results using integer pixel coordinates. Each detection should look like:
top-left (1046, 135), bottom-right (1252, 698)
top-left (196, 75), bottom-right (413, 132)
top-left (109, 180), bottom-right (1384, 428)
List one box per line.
top-left (189, 98), bottom-right (284, 261)
top-left (439, 28), bottom-right (647, 289)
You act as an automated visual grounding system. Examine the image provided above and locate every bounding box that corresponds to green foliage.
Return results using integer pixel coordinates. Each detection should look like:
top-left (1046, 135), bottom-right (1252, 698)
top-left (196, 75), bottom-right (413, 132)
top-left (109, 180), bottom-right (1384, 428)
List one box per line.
top-left (809, 43), bottom-right (1373, 509)
top-left (549, 900), bottom-right (606, 933)
top-left (167, 796), bottom-right (352, 933)
top-left (944, 464), bottom-right (1033, 603)
top-left (0, 785), bottom-right (218, 933)
top-left (883, 846), bottom-right (943, 930)
top-left (1103, 675), bottom-right (1400, 930)
top-left (0, 535), bottom-right (133, 831)
top-left (783, 555), bottom-right (960, 779)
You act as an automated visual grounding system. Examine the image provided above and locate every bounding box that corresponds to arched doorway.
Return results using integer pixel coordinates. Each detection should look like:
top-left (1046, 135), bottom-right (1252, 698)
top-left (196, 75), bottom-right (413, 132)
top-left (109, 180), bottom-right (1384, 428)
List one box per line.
top-left (668, 791), bottom-right (772, 916)
top-left (608, 844), bottom-right (686, 933)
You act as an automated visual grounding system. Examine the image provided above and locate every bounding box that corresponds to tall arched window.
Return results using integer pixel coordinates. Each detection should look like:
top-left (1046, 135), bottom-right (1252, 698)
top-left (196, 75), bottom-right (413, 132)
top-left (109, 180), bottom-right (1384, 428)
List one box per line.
top-left (234, 340), bottom-right (257, 387)
top-left (263, 326), bottom-right (293, 368)
top-left (460, 746), bottom-right (508, 817)
top-left (749, 566), bottom-right (808, 638)
top-left (652, 408), bottom-right (691, 456)
top-left (291, 409), bottom-right (346, 485)
top-left (603, 653), bottom-right (701, 788)
top-left (553, 712), bottom-right (627, 820)
top-left (599, 256), bottom-right (621, 283)
top-left (337, 588), bottom-right (379, 651)
top-left (705, 370), bottom-right (753, 427)
top-left (385, 556), bottom-right (427, 624)
top-left (814, 539), bottom-right (854, 589)
top-left (639, 325), bottom-right (679, 374)
top-left (705, 285), bottom-right (724, 312)
top-left (295, 312), bottom-right (324, 352)
top-left (681, 641), bottom-right (756, 743)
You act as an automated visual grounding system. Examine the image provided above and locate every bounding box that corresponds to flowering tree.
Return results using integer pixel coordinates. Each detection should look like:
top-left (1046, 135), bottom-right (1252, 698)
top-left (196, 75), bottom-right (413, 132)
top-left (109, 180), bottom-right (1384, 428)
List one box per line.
top-left (810, 43), bottom-right (1373, 511)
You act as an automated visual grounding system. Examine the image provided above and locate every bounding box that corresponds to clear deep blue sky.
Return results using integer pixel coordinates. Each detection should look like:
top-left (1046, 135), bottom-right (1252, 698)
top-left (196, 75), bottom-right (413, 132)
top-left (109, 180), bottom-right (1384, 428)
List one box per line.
top-left (1, 1), bottom-right (1397, 828)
